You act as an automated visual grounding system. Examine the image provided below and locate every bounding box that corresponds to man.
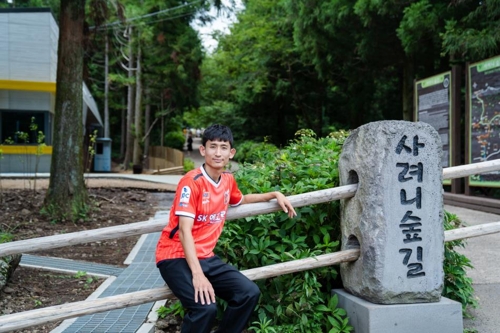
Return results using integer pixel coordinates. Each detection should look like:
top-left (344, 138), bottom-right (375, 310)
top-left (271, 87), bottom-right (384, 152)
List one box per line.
top-left (156, 124), bottom-right (296, 333)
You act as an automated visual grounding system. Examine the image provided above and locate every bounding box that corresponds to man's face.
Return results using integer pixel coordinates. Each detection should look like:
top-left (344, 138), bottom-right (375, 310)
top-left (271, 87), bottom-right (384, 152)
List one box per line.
top-left (200, 139), bottom-right (236, 169)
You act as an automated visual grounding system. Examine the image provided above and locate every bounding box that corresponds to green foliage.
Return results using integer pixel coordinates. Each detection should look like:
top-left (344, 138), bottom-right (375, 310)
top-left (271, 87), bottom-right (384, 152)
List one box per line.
top-left (234, 140), bottom-right (279, 164)
top-left (442, 211), bottom-right (478, 317)
top-left (164, 131), bottom-right (186, 151)
top-left (40, 199), bottom-right (92, 224)
top-left (156, 301), bottom-right (186, 319)
top-left (396, 0), bottom-right (443, 54)
top-left (464, 329), bottom-right (478, 333)
top-left (86, 130), bottom-right (98, 173)
top-left (0, 231), bottom-right (13, 244)
top-left (217, 129), bottom-right (476, 331)
top-left (218, 130), bottom-right (350, 331)
top-left (183, 158), bottom-right (195, 173)
top-left (441, 1), bottom-right (500, 61)
top-left (248, 312), bottom-right (277, 333)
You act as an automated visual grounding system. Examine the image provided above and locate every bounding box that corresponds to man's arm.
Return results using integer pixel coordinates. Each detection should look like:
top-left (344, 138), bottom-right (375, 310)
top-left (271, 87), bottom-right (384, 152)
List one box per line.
top-left (241, 191), bottom-right (297, 218)
top-left (178, 216), bottom-right (216, 305)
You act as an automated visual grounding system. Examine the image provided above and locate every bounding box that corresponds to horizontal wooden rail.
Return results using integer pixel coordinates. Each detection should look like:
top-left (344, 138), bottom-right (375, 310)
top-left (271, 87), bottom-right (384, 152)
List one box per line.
top-left (3, 219), bottom-right (500, 332)
top-left (442, 159), bottom-right (500, 180)
top-left (0, 249), bottom-right (361, 332)
top-left (2, 159), bottom-right (500, 258)
top-left (445, 221), bottom-right (500, 242)
top-left (0, 184), bottom-right (358, 257)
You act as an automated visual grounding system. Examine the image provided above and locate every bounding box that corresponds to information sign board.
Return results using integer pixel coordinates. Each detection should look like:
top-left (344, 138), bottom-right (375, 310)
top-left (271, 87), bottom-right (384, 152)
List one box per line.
top-left (414, 72), bottom-right (452, 184)
top-left (468, 55), bottom-right (500, 187)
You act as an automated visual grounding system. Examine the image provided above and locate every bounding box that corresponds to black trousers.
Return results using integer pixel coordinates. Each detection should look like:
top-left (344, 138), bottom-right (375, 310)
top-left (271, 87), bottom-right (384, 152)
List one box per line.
top-left (157, 256), bottom-right (260, 333)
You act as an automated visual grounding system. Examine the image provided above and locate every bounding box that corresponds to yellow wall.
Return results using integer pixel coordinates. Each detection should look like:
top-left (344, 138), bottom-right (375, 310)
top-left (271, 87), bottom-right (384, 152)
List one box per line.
top-left (0, 80), bottom-right (56, 93)
top-left (0, 145), bottom-right (53, 154)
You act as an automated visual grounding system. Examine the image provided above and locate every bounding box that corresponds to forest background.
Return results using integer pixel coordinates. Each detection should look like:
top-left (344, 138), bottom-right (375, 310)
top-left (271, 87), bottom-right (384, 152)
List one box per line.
top-left (0, 0), bottom-right (498, 239)
top-left (3, 0), bottom-right (499, 162)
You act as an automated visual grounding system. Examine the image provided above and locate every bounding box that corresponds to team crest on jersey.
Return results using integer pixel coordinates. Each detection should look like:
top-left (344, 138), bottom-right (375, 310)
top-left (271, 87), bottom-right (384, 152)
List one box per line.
top-left (202, 191), bottom-right (210, 205)
top-left (180, 186), bottom-right (191, 205)
top-left (224, 190), bottom-right (229, 205)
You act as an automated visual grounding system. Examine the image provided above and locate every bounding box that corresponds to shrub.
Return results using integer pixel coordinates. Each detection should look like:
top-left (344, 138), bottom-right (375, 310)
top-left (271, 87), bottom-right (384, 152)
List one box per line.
top-left (183, 158), bottom-right (195, 173)
top-left (218, 129), bottom-right (351, 332)
top-left (234, 140), bottom-right (279, 164)
top-left (164, 131), bottom-right (186, 151)
top-left (222, 128), bottom-right (475, 331)
top-left (442, 211), bottom-right (478, 317)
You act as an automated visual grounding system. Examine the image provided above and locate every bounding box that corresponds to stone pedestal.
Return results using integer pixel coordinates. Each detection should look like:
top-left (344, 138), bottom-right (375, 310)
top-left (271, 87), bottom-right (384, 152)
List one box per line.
top-left (333, 289), bottom-right (463, 333)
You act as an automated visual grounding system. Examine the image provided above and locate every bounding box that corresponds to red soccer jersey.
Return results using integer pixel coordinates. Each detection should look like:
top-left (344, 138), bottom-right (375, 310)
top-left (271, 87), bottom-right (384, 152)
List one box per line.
top-left (155, 166), bottom-right (243, 263)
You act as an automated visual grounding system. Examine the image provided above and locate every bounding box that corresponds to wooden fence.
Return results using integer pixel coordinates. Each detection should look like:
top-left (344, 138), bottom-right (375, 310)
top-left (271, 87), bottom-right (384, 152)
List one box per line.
top-left (1, 159), bottom-right (500, 332)
top-left (147, 146), bottom-right (184, 171)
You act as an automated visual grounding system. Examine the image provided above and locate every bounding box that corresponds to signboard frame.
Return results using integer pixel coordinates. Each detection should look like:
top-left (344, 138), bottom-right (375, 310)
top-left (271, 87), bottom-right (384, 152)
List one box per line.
top-left (467, 55), bottom-right (500, 188)
top-left (414, 71), bottom-right (452, 185)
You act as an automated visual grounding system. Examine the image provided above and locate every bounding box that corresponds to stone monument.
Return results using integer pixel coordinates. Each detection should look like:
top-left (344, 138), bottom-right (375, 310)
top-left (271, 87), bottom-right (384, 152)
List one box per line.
top-left (333, 121), bottom-right (463, 333)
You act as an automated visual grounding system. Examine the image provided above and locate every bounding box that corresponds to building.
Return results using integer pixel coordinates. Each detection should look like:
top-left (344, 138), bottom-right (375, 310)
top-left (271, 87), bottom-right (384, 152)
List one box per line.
top-left (0, 7), bottom-right (103, 173)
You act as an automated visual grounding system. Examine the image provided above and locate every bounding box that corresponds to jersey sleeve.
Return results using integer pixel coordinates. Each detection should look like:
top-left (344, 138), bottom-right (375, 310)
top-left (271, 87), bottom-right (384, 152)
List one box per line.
top-left (229, 175), bottom-right (243, 207)
top-left (173, 177), bottom-right (199, 219)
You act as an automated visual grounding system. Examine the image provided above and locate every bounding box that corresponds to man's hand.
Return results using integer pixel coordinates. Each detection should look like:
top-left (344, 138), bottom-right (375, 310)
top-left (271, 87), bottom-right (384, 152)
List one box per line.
top-left (274, 192), bottom-right (297, 218)
top-left (178, 216), bottom-right (216, 305)
top-left (192, 272), bottom-right (216, 305)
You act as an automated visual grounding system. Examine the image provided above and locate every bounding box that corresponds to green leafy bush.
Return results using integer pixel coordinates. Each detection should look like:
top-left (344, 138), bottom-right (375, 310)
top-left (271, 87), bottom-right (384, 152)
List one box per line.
top-left (164, 131), bottom-right (186, 151)
top-left (217, 129), bottom-right (351, 332)
top-left (442, 211), bottom-right (478, 317)
top-left (157, 301), bottom-right (186, 319)
top-left (234, 140), bottom-right (279, 164)
top-left (183, 158), bottom-right (195, 173)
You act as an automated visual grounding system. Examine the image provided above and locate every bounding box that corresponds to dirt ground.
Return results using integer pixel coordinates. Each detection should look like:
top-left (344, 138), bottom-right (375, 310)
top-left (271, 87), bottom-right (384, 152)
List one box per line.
top-left (0, 178), bottom-right (179, 333)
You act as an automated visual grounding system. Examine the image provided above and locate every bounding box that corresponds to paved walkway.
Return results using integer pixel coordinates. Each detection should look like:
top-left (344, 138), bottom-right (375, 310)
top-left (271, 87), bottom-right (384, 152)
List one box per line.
top-left (21, 204), bottom-right (174, 333)
top-left (443, 205), bottom-right (500, 333)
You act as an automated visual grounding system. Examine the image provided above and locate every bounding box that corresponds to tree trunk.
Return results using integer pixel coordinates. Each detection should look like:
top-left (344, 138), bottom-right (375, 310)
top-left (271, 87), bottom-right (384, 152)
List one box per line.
top-left (122, 26), bottom-right (135, 170)
top-left (132, 44), bottom-right (142, 166)
top-left (402, 55), bottom-right (415, 121)
top-left (160, 95), bottom-right (164, 147)
top-left (120, 96), bottom-right (126, 159)
top-left (44, 0), bottom-right (88, 221)
top-left (104, 33), bottom-right (110, 138)
top-left (144, 94), bottom-right (151, 169)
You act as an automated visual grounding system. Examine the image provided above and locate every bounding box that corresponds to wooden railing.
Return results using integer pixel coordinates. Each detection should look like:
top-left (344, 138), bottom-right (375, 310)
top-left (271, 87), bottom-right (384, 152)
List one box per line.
top-left (1, 159), bottom-right (500, 332)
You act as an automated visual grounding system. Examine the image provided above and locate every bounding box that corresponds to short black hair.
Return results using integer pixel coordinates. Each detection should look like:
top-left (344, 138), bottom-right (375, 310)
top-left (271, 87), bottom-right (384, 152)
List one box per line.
top-left (202, 124), bottom-right (234, 147)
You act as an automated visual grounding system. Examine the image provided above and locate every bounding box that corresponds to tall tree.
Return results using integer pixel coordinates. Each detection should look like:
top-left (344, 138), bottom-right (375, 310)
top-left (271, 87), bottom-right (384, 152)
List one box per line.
top-left (441, 0), bottom-right (500, 61)
top-left (44, 0), bottom-right (88, 220)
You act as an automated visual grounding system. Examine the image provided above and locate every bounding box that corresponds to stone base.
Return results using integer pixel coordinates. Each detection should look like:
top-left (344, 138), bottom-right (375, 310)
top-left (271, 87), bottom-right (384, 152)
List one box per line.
top-left (332, 289), bottom-right (463, 333)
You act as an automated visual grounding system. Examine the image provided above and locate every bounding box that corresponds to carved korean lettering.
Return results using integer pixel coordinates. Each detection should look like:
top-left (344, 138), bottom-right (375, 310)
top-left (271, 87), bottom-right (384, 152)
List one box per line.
top-left (399, 247), bottom-right (425, 278)
top-left (395, 135), bottom-right (425, 156)
top-left (400, 187), bottom-right (422, 209)
top-left (400, 210), bottom-right (421, 223)
top-left (396, 162), bottom-right (423, 183)
top-left (400, 222), bottom-right (423, 243)
top-left (396, 133), bottom-right (426, 279)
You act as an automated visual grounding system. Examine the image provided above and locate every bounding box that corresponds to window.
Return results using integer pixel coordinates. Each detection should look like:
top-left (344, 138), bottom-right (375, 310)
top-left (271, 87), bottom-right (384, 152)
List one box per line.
top-left (0, 111), bottom-right (50, 144)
